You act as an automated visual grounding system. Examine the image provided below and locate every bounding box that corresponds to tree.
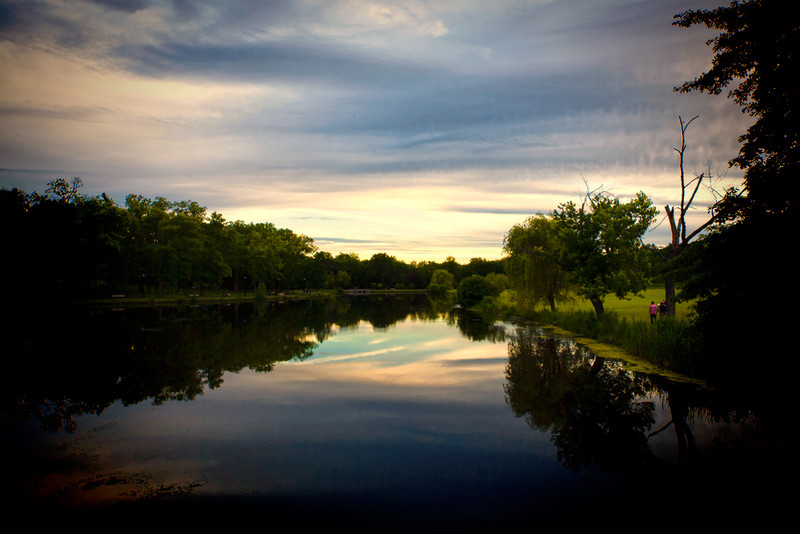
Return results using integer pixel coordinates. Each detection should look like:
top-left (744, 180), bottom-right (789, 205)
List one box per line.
top-left (246, 223), bottom-right (281, 291)
top-left (73, 192), bottom-right (128, 293)
top-left (365, 253), bottom-right (405, 289)
top-left (440, 256), bottom-right (462, 282)
top-left (159, 209), bottom-right (206, 291)
top-left (463, 257), bottom-right (503, 278)
top-left (503, 214), bottom-right (570, 312)
top-left (202, 212), bottom-right (232, 292)
top-left (44, 177), bottom-right (84, 204)
top-left (661, 115), bottom-right (723, 316)
top-left (275, 227), bottom-right (316, 289)
top-left (673, 0), bottom-right (799, 364)
top-left (333, 252), bottom-right (363, 288)
top-left (456, 274), bottom-right (493, 308)
top-left (552, 189), bottom-right (658, 318)
top-left (485, 272), bottom-right (509, 296)
top-left (0, 180), bottom-right (132, 297)
top-left (428, 268), bottom-right (454, 296)
top-left (674, 0), bottom-right (800, 221)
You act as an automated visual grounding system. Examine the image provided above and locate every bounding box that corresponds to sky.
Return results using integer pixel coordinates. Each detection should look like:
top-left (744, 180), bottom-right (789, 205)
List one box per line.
top-left (0, 0), bottom-right (751, 263)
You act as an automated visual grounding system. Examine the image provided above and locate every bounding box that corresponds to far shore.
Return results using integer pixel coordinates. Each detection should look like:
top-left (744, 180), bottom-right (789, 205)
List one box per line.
top-left (77, 288), bottom-right (428, 307)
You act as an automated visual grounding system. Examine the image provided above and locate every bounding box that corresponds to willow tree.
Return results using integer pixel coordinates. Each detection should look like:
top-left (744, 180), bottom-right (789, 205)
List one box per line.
top-left (503, 214), bottom-right (570, 312)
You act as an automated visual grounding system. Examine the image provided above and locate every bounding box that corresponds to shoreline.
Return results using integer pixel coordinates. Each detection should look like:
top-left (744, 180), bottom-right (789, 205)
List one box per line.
top-left (74, 288), bottom-right (428, 308)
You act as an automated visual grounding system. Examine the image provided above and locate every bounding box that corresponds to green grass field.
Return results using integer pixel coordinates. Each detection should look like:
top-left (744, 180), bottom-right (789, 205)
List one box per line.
top-left (493, 286), bottom-right (704, 378)
top-left (561, 287), bottom-right (693, 322)
top-left (499, 287), bottom-right (694, 323)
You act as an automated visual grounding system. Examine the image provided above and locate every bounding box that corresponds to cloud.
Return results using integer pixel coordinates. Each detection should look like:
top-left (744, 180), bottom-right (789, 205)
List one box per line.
top-left (115, 38), bottom-right (444, 90)
top-left (85, 0), bottom-right (149, 13)
top-left (0, 0), bottom-right (749, 261)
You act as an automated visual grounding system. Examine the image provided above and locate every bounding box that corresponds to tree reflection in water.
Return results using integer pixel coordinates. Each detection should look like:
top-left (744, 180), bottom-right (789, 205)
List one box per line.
top-left (2, 295), bottom-right (437, 433)
top-left (504, 326), bottom-right (659, 477)
top-left (503, 324), bottom-right (794, 528)
top-left (0, 297), bottom-right (793, 526)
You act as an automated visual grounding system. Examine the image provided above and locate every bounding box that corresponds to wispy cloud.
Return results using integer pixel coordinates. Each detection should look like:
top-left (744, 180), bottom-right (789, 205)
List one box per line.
top-left (1, 0), bottom-right (748, 261)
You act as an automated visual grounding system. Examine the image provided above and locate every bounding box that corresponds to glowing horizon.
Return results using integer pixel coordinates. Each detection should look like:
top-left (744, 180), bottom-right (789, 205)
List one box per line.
top-left (1, 0), bottom-right (747, 264)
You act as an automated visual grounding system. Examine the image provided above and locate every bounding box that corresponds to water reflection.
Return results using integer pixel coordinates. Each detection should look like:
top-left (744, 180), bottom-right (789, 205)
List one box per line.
top-left (2, 295), bottom-right (442, 433)
top-left (502, 323), bottom-right (792, 527)
top-left (504, 328), bottom-right (659, 477)
top-left (0, 296), bottom-right (791, 527)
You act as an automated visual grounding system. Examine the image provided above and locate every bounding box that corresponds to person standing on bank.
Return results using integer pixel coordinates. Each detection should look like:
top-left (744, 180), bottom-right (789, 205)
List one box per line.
top-left (649, 301), bottom-right (658, 323)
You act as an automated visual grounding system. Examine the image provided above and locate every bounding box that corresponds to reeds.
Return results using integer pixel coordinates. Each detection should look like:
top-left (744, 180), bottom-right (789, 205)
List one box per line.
top-left (512, 306), bottom-right (702, 376)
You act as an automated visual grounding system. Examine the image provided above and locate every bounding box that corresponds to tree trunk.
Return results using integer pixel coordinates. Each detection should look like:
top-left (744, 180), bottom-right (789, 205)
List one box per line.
top-left (664, 274), bottom-right (677, 317)
top-left (668, 391), bottom-right (697, 472)
top-left (590, 296), bottom-right (605, 319)
top-left (664, 206), bottom-right (680, 317)
top-left (661, 116), bottom-right (709, 318)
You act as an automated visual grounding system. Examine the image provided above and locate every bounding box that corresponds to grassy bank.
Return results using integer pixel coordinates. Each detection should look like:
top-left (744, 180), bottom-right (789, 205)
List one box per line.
top-left (494, 287), bottom-right (704, 378)
top-left (556, 287), bottom-right (693, 321)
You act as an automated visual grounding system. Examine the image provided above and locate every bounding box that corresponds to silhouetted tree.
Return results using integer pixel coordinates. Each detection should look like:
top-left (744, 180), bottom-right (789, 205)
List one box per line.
top-left (661, 115), bottom-right (723, 316)
top-left (673, 0), bottom-right (799, 367)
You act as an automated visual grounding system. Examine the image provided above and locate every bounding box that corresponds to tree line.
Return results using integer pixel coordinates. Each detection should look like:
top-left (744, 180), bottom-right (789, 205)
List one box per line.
top-left (2, 1), bottom-right (793, 376)
top-left (0, 180), bottom-right (504, 299)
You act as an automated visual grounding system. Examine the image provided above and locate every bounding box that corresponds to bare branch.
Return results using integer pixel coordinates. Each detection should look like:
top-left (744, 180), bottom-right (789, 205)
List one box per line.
top-left (665, 115), bottom-right (715, 248)
top-left (685, 217), bottom-right (716, 243)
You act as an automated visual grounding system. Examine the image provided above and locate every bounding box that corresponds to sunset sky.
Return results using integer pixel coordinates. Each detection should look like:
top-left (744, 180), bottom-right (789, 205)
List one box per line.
top-left (0, 0), bottom-right (750, 262)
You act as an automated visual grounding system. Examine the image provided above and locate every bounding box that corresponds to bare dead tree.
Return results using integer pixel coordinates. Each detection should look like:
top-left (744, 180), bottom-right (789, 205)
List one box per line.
top-left (662, 115), bottom-right (719, 316)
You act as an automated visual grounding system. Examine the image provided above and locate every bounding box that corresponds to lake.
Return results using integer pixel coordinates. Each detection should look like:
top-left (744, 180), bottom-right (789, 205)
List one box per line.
top-left (1, 295), bottom-right (790, 529)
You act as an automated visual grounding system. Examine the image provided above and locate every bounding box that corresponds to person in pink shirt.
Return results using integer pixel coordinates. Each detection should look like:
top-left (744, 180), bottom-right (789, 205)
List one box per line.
top-left (649, 301), bottom-right (658, 323)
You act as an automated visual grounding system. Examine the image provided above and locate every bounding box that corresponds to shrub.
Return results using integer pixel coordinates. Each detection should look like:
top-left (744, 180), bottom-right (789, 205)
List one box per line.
top-left (457, 275), bottom-right (493, 308)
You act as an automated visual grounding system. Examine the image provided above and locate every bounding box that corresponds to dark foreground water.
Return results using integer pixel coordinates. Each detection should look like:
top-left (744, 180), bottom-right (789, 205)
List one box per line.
top-left (0, 295), bottom-right (791, 529)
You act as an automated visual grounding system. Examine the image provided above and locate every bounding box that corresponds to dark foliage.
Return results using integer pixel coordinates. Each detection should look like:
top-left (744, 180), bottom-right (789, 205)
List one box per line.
top-left (1, 180), bottom-right (505, 300)
top-left (674, 0), bottom-right (799, 374)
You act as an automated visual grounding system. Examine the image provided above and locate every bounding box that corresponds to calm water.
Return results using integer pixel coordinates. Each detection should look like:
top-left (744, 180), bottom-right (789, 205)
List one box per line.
top-left (1, 295), bottom-right (790, 529)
